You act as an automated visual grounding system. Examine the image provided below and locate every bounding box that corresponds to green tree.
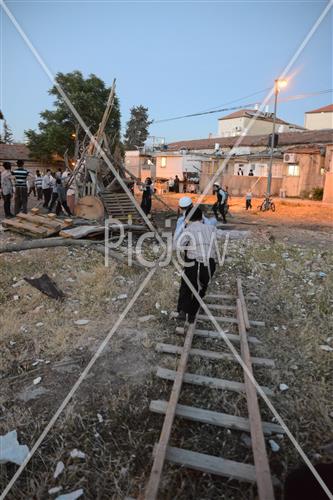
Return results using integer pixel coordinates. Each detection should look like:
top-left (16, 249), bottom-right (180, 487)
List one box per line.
top-left (25, 71), bottom-right (122, 161)
top-left (0, 120), bottom-right (14, 144)
top-left (124, 105), bottom-right (152, 150)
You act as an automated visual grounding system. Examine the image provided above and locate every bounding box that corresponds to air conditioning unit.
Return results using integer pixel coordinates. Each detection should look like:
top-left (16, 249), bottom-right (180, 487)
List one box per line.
top-left (283, 153), bottom-right (298, 163)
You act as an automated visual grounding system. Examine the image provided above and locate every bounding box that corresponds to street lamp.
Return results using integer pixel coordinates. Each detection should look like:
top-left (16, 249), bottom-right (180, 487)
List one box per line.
top-left (266, 78), bottom-right (287, 197)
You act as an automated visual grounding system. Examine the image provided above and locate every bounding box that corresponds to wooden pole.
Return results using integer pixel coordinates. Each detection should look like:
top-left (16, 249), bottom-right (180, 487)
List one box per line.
top-left (237, 277), bottom-right (250, 330)
top-left (144, 321), bottom-right (196, 500)
top-left (237, 299), bottom-right (275, 500)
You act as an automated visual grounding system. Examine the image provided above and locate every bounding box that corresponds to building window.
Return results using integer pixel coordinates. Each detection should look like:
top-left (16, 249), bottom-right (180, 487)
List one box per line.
top-left (288, 164), bottom-right (300, 176)
top-left (161, 157), bottom-right (167, 167)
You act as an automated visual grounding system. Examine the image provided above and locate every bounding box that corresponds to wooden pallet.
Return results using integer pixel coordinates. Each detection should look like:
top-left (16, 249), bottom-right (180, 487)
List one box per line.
top-left (99, 191), bottom-right (147, 225)
top-left (143, 279), bottom-right (279, 500)
top-left (2, 211), bottom-right (73, 238)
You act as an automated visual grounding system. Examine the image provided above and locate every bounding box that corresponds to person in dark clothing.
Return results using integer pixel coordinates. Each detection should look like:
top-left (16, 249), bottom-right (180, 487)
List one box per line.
top-left (48, 178), bottom-right (72, 216)
top-left (212, 182), bottom-right (227, 223)
top-left (284, 463), bottom-right (333, 500)
top-left (140, 177), bottom-right (153, 215)
top-left (174, 207), bottom-right (217, 323)
top-left (248, 168), bottom-right (254, 176)
top-left (1, 162), bottom-right (14, 217)
top-left (12, 160), bottom-right (30, 214)
top-left (174, 175), bottom-right (180, 193)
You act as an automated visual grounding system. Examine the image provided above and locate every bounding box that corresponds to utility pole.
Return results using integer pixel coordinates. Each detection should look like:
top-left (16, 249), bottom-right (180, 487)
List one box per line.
top-left (266, 79), bottom-right (287, 196)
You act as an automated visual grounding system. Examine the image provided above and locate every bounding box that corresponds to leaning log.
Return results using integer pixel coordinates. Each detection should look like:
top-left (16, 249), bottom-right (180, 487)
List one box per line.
top-left (0, 237), bottom-right (145, 269)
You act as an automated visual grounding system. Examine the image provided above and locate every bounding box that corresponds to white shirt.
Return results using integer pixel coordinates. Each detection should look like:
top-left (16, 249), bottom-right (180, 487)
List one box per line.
top-left (173, 213), bottom-right (217, 246)
top-left (175, 221), bottom-right (219, 263)
top-left (42, 174), bottom-right (54, 190)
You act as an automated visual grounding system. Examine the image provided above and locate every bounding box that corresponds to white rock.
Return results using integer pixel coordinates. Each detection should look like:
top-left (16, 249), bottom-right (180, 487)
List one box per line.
top-left (66, 278), bottom-right (75, 282)
top-left (155, 302), bottom-right (160, 309)
top-left (279, 383), bottom-right (289, 392)
top-left (161, 310), bottom-right (168, 315)
top-left (138, 315), bottom-right (155, 323)
top-left (318, 271), bottom-right (327, 278)
top-left (74, 319), bottom-right (90, 326)
top-left (55, 489), bottom-right (83, 500)
top-left (117, 294), bottom-right (128, 300)
top-left (9, 341), bottom-right (16, 346)
top-left (49, 486), bottom-right (63, 494)
top-left (53, 460), bottom-right (65, 478)
top-left (36, 322), bottom-right (44, 327)
top-left (97, 413), bottom-right (103, 423)
top-left (13, 295), bottom-right (19, 301)
top-left (269, 439), bottom-right (280, 452)
top-left (12, 280), bottom-right (25, 288)
top-left (326, 337), bottom-right (333, 343)
top-left (319, 345), bottom-right (333, 352)
top-left (33, 377), bottom-right (42, 385)
top-left (70, 448), bottom-right (85, 459)
top-left (0, 430), bottom-right (29, 465)
top-left (169, 311), bottom-right (179, 319)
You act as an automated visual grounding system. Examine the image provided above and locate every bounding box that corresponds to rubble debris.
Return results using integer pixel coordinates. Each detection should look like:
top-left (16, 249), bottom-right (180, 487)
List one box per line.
top-left (70, 449), bottom-right (86, 459)
top-left (2, 211), bottom-right (73, 238)
top-left (319, 345), bottom-right (333, 352)
top-left (138, 315), bottom-right (156, 323)
top-left (55, 489), bottom-right (83, 500)
top-left (0, 430), bottom-right (29, 465)
top-left (269, 439), bottom-right (280, 452)
top-left (279, 383), bottom-right (289, 392)
top-left (49, 486), bottom-right (63, 495)
top-left (74, 319), bottom-right (90, 326)
top-left (24, 274), bottom-right (65, 300)
top-left (53, 461), bottom-right (65, 479)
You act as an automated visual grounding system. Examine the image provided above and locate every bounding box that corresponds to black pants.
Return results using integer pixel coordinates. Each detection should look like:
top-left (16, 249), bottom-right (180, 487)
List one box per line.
top-left (177, 258), bottom-right (216, 320)
top-left (3, 194), bottom-right (12, 217)
top-left (37, 187), bottom-right (43, 200)
top-left (43, 188), bottom-right (52, 207)
top-left (28, 185), bottom-right (36, 197)
top-left (48, 192), bottom-right (59, 211)
top-left (213, 202), bottom-right (227, 223)
top-left (141, 193), bottom-right (152, 215)
top-left (56, 200), bottom-right (72, 216)
top-left (14, 187), bottom-right (28, 214)
top-left (246, 199), bottom-right (252, 210)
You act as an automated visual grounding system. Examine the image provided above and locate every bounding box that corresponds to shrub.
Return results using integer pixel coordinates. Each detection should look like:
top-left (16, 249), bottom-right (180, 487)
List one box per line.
top-left (311, 187), bottom-right (324, 201)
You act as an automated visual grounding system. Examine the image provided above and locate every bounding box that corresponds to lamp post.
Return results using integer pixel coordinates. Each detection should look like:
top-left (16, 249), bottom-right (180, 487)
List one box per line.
top-left (266, 78), bottom-right (287, 196)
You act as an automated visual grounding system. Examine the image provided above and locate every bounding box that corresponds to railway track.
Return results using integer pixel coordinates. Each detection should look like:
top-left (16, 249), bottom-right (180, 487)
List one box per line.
top-left (142, 278), bottom-right (284, 500)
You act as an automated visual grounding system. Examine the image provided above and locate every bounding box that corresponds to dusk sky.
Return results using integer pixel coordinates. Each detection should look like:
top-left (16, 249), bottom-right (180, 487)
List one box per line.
top-left (1, 0), bottom-right (332, 143)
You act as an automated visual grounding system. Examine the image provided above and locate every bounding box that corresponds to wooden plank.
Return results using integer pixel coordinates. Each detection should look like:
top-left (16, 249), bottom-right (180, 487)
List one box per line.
top-left (156, 367), bottom-right (274, 396)
top-left (237, 299), bottom-right (275, 500)
top-left (205, 304), bottom-right (237, 312)
top-left (197, 314), bottom-right (265, 327)
top-left (150, 400), bottom-right (284, 435)
top-left (161, 445), bottom-right (257, 483)
top-left (16, 213), bottom-right (62, 230)
top-left (237, 278), bottom-right (250, 330)
top-left (156, 343), bottom-right (274, 367)
top-left (2, 218), bottom-right (50, 236)
top-left (144, 322), bottom-right (197, 500)
top-left (176, 327), bottom-right (261, 345)
top-left (206, 293), bottom-right (258, 301)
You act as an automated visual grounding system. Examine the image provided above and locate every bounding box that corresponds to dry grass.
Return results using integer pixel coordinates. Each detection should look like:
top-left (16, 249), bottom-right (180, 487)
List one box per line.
top-left (0, 228), bottom-right (332, 499)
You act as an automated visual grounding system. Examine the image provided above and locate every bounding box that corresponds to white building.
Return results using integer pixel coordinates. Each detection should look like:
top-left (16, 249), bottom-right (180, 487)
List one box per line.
top-left (217, 109), bottom-right (304, 137)
top-left (304, 104), bottom-right (333, 130)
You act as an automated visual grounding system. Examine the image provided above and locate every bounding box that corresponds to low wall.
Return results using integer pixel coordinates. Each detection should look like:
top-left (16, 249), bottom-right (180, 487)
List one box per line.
top-left (200, 174), bottom-right (282, 196)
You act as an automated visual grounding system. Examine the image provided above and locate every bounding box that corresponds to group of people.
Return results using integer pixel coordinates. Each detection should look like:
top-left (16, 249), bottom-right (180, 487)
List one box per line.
top-left (168, 175), bottom-right (180, 193)
top-left (0, 161), bottom-right (72, 217)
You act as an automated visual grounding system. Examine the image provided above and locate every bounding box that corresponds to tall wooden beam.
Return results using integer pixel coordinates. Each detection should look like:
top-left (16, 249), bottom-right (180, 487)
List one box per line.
top-left (237, 299), bottom-right (275, 500)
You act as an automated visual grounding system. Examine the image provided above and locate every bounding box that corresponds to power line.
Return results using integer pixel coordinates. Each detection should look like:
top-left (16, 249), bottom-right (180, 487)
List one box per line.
top-left (152, 89), bottom-right (333, 124)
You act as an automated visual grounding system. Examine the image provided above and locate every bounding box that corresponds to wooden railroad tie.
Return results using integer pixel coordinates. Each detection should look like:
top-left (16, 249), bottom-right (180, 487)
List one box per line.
top-left (143, 279), bottom-right (277, 500)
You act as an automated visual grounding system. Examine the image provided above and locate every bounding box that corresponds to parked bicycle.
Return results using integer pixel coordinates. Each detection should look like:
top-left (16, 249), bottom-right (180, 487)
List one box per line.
top-left (259, 196), bottom-right (276, 212)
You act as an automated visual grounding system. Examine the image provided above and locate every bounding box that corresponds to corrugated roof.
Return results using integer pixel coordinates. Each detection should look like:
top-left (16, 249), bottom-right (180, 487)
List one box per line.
top-left (167, 129), bottom-right (333, 151)
top-left (0, 143), bottom-right (31, 160)
top-left (305, 104), bottom-right (333, 114)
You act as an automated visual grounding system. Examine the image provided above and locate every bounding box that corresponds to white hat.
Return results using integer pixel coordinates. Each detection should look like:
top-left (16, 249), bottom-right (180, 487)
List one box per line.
top-left (213, 182), bottom-right (220, 187)
top-left (179, 196), bottom-right (193, 208)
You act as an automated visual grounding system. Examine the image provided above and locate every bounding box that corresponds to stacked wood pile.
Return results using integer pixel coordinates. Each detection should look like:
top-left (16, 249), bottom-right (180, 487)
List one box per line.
top-left (2, 210), bottom-right (73, 238)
